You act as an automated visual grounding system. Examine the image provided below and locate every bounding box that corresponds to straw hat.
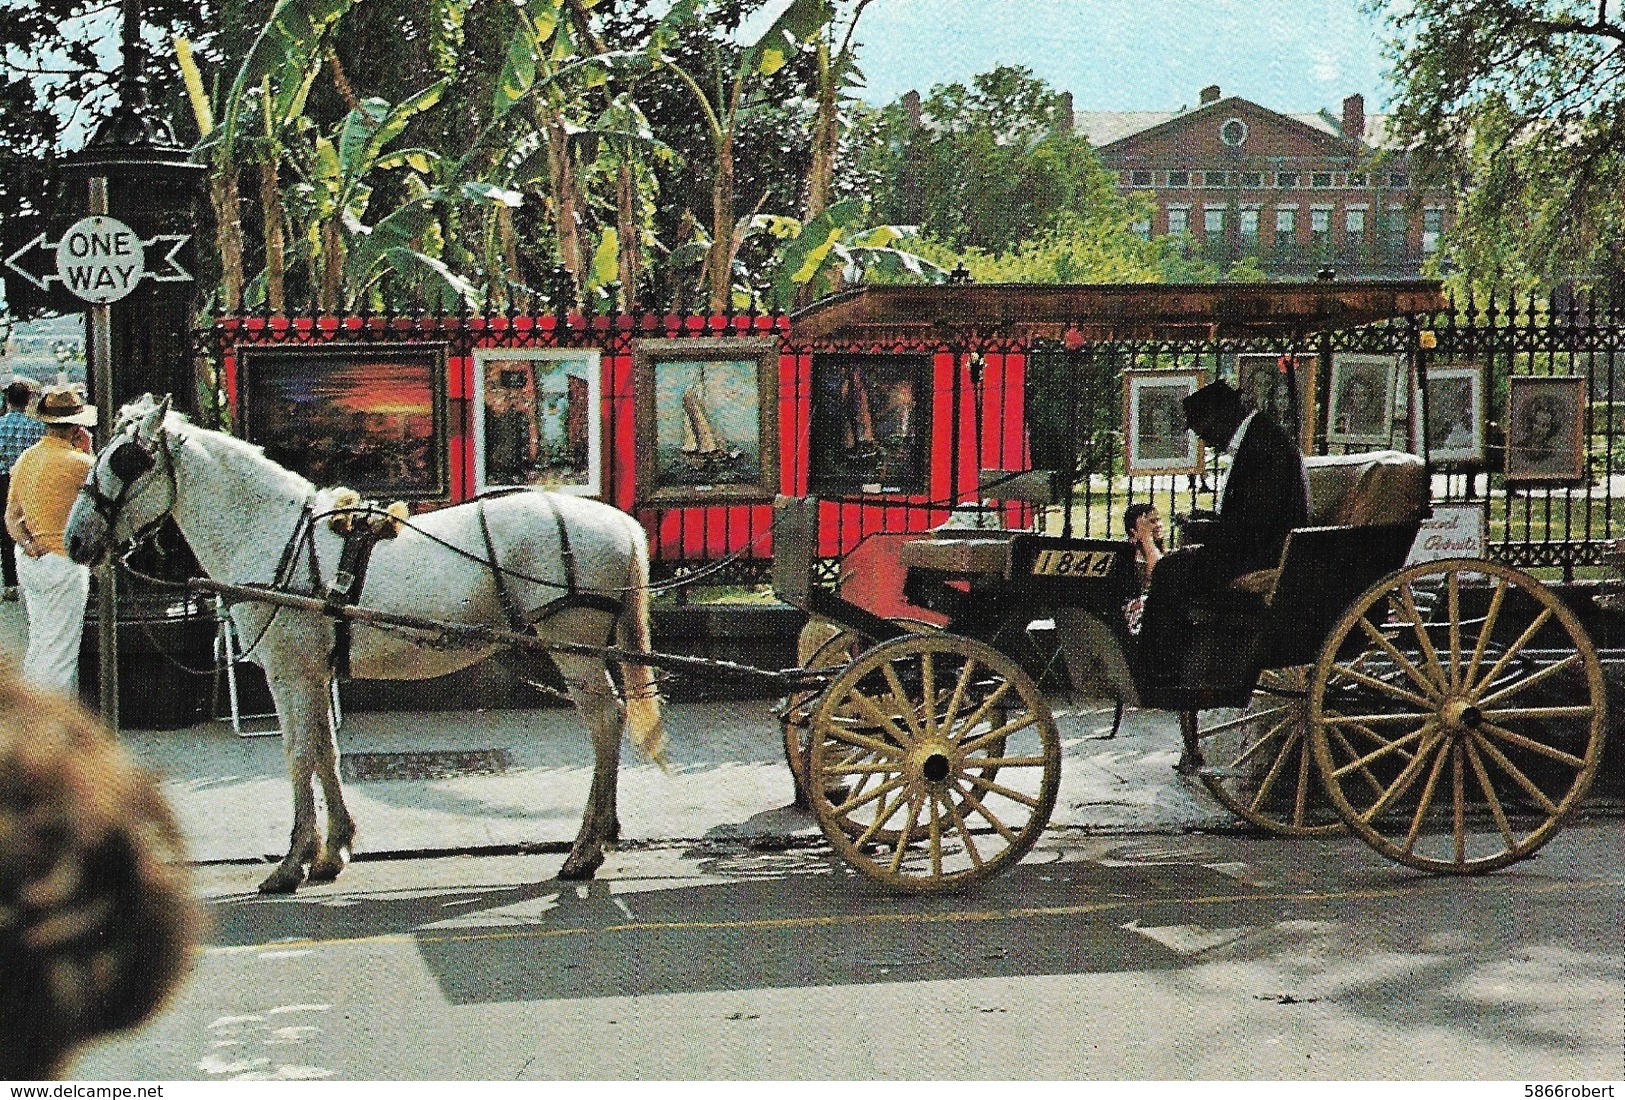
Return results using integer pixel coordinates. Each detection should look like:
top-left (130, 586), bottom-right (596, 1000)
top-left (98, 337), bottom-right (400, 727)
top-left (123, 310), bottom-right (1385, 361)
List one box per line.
top-left (30, 385), bottom-right (97, 426)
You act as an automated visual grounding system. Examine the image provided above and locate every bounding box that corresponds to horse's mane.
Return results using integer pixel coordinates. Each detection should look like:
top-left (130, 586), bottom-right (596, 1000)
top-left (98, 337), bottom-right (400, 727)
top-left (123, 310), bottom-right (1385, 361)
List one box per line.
top-left (121, 397), bottom-right (315, 497)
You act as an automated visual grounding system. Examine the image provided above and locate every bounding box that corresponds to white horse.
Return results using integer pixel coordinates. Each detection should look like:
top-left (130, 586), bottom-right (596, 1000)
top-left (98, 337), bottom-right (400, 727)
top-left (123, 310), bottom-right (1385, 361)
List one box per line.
top-left (65, 395), bottom-right (665, 893)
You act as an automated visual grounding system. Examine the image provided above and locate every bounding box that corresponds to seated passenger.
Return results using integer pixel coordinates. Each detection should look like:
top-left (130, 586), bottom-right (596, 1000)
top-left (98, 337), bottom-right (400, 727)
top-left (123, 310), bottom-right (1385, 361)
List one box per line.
top-left (1138, 380), bottom-right (1309, 685)
top-left (1121, 501), bottom-right (1164, 635)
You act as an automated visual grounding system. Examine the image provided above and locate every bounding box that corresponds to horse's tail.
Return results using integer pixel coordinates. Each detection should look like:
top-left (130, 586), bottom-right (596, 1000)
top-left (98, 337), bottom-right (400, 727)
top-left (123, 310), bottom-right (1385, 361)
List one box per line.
top-left (618, 517), bottom-right (667, 771)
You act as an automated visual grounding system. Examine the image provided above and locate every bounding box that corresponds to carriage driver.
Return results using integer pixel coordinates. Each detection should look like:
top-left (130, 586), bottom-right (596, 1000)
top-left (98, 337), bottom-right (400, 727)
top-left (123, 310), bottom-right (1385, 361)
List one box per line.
top-left (1136, 379), bottom-right (1309, 695)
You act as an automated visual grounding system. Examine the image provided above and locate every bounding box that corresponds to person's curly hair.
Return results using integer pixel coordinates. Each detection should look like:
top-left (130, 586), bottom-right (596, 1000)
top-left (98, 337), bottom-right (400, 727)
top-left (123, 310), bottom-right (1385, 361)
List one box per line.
top-left (0, 678), bottom-right (199, 1079)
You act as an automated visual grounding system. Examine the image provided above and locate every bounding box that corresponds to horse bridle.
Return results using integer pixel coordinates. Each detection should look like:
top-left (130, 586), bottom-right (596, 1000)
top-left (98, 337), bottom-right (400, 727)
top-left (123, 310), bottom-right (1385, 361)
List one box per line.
top-left (79, 424), bottom-right (179, 547)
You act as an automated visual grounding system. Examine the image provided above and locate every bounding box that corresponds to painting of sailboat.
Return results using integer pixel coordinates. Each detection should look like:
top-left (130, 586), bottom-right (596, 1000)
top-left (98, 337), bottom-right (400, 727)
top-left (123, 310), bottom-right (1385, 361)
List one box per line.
top-left (634, 338), bottom-right (779, 503)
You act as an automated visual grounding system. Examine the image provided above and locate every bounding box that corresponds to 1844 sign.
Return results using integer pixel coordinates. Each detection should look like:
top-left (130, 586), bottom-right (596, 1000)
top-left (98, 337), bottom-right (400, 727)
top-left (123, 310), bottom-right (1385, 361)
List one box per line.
top-left (4, 216), bottom-right (190, 304)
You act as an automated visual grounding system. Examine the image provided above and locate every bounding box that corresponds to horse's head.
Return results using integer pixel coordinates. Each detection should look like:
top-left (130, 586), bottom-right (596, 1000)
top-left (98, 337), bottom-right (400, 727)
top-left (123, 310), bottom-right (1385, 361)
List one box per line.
top-left (65, 395), bottom-right (177, 566)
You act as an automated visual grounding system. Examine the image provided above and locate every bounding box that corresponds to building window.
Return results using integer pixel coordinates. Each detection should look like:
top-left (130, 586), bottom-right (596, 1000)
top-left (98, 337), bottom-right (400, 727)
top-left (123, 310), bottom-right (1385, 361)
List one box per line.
top-left (1275, 208), bottom-right (1296, 238)
top-left (1130, 170), bottom-right (1154, 187)
top-left (1203, 171), bottom-right (1229, 188)
top-left (1219, 118), bottom-right (1248, 146)
top-left (1311, 207), bottom-right (1331, 234)
top-left (1347, 172), bottom-right (1368, 188)
top-left (1385, 205), bottom-right (1408, 253)
top-left (1389, 172), bottom-right (1409, 189)
top-left (1132, 217), bottom-right (1151, 239)
top-left (1168, 170), bottom-right (1191, 187)
top-left (1167, 207), bottom-right (1189, 234)
top-left (1277, 172), bottom-right (1300, 188)
top-left (1423, 206), bottom-right (1444, 254)
top-left (1312, 172), bottom-right (1334, 189)
top-left (1346, 208), bottom-right (1366, 251)
top-left (1204, 207), bottom-right (1225, 234)
top-left (1239, 208), bottom-right (1259, 241)
top-left (1238, 171), bottom-right (1264, 188)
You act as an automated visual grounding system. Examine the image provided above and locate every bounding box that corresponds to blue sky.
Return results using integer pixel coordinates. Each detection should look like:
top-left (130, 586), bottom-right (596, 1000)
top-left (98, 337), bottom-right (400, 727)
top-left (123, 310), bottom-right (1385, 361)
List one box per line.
top-left (838, 0), bottom-right (1395, 112)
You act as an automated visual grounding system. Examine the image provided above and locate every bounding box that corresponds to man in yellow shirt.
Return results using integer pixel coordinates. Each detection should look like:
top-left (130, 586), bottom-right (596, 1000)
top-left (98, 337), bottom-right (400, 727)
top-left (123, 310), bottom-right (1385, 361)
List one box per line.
top-left (4, 386), bottom-right (96, 695)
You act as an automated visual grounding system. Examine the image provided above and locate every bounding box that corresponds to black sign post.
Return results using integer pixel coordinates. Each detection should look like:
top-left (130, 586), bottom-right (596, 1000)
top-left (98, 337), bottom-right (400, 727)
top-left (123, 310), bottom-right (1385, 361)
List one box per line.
top-left (52, 0), bottom-right (204, 729)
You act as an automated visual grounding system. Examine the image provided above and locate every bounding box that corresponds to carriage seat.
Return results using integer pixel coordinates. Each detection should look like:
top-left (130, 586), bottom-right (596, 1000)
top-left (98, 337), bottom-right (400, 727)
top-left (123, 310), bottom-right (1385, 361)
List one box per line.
top-left (1230, 450), bottom-right (1427, 598)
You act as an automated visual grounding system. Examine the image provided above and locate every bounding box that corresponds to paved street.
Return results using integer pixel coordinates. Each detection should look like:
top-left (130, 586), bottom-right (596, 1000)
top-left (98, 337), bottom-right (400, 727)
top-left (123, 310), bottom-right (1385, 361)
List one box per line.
top-left (69, 821), bottom-right (1625, 1080)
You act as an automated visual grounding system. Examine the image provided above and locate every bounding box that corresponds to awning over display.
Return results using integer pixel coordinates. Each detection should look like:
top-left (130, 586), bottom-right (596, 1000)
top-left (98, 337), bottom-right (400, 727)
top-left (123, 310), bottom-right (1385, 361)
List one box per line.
top-left (790, 280), bottom-right (1447, 342)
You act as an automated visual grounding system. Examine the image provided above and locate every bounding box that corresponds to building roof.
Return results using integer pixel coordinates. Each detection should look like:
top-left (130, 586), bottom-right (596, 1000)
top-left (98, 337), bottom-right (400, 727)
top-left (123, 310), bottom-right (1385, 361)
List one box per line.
top-left (1077, 98), bottom-right (1395, 151)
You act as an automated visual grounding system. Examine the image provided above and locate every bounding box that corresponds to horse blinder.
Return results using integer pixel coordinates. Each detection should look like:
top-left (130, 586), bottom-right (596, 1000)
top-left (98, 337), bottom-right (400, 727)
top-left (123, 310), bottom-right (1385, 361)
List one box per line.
top-left (108, 440), bottom-right (156, 483)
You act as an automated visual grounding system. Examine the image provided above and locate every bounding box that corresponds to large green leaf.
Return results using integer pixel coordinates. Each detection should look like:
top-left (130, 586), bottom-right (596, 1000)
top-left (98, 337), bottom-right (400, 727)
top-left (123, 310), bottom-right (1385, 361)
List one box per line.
top-left (461, 181), bottom-right (525, 207)
top-left (337, 98), bottom-right (391, 175)
top-left (588, 227), bottom-right (619, 289)
top-left (750, 0), bottom-right (832, 76)
top-left (382, 246), bottom-right (483, 310)
top-left (223, 0), bottom-right (357, 148)
top-left (496, 23), bottom-right (538, 116)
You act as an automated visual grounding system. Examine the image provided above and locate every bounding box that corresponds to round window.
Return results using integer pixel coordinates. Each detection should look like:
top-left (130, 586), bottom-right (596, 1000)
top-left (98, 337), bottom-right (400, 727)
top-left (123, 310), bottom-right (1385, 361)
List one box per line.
top-left (1220, 118), bottom-right (1248, 147)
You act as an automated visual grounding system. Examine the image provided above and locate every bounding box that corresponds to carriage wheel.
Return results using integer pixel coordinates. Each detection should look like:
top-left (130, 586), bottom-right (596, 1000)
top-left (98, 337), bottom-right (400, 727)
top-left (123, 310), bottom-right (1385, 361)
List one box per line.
top-left (807, 633), bottom-right (1061, 892)
top-left (781, 618), bottom-right (936, 806)
top-left (1178, 666), bottom-right (1344, 836)
top-left (1308, 559), bottom-right (1605, 874)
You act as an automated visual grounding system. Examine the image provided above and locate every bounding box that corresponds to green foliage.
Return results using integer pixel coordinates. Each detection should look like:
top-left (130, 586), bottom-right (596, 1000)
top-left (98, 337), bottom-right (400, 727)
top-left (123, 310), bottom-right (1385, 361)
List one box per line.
top-left (861, 64), bottom-right (1123, 256)
top-left (741, 198), bottom-right (946, 308)
top-left (1378, 0), bottom-right (1625, 290)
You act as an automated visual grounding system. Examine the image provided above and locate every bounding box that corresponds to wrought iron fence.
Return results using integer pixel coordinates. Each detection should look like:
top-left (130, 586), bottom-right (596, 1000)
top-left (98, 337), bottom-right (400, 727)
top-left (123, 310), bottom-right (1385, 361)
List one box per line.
top-left (202, 284), bottom-right (1625, 587)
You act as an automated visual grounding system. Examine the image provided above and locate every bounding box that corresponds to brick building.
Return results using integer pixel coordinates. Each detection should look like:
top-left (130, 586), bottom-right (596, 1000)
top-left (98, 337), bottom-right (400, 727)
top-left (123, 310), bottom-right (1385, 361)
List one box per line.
top-left (1078, 85), bottom-right (1450, 279)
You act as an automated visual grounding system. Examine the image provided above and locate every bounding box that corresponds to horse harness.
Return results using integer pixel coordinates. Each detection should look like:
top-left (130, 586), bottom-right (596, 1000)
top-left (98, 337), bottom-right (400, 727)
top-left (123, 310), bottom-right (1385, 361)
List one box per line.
top-left (273, 490), bottom-right (625, 678)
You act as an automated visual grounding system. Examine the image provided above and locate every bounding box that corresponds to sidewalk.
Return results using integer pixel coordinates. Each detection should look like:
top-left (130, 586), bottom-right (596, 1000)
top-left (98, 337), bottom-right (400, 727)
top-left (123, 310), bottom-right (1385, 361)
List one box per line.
top-left (0, 597), bottom-right (1227, 867)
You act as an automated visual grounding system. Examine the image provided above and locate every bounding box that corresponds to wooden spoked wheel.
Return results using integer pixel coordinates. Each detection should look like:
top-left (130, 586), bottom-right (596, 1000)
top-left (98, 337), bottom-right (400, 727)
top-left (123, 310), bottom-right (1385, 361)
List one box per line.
top-left (807, 633), bottom-right (1061, 892)
top-left (781, 618), bottom-right (936, 808)
top-left (1178, 666), bottom-right (1344, 836)
top-left (1308, 559), bottom-right (1606, 874)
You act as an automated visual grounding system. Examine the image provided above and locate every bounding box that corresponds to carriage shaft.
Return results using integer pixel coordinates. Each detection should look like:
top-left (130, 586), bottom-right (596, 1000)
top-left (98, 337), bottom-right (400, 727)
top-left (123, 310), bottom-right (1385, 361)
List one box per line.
top-left (187, 577), bottom-right (826, 693)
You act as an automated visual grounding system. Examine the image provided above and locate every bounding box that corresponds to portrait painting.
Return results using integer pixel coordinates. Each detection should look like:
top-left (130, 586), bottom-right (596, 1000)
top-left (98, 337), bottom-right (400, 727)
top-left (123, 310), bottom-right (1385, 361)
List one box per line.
top-left (236, 343), bottom-right (449, 500)
top-left (1124, 368), bottom-right (1203, 475)
top-left (1505, 375), bottom-right (1587, 482)
top-left (809, 354), bottom-right (932, 494)
top-left (1236, 353), bottom-right (1317, 452)
top-left (1421, 363), bottom-right (1485, 464)
top-left (633, 337), bottom-right (779, 504)
top-left (472, 348), bottom-right (602, 495)
top-left (1328, 353), bottom-right (1399, 446)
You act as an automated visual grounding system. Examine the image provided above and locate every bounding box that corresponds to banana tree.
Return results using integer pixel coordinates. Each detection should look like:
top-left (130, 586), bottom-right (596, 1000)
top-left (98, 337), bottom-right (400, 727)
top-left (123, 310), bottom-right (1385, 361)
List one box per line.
top-left (650, 0), bottom-right (833, 310)
top-left (747, 198), bottom-right (947, 310)
top-left (175, 0), bottom-right (361, 311)
top-left (282, 81), bottom-right (455, 310)
top-left (805, 0), bottom-right (874, 224)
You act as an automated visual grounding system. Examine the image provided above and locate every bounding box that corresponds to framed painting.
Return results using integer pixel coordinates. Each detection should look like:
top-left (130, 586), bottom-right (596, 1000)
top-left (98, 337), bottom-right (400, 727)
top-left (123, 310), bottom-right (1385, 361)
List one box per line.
top-left (1421, 363), bottom-right (1485, 464)
top-left (1505, 375), bottom-right (1587, 482)
top-left (472, 348), bottom-right (602, 496)
top-left (1236, 352), bottom-right (1317, 452)
top-left (235, 342), bottom-right (449, 500)
top-left (632, 337), bottom-right (779, 504)
top-left (1328, 353), bottom-right (1400, 446)
top-left (1123, 368), bottom-right (1204, 475)
top-left (808, 353), bottom-right (933, 494)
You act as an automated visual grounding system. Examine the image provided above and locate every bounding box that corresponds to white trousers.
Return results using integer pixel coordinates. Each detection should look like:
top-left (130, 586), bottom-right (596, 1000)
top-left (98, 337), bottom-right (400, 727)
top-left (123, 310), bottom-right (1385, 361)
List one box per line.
top-left (17, 549), bottom-right (90, 697)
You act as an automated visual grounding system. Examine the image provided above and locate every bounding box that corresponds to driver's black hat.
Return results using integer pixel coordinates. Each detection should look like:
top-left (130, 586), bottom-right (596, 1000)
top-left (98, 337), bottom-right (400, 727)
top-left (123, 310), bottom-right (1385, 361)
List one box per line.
top-left (1182, 379), bottom-right (1245, 422)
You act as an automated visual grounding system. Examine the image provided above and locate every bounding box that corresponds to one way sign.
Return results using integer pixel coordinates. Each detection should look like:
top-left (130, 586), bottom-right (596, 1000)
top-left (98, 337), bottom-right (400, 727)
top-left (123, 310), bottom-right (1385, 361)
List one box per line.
top-left (4, 216), bottom-right (191, 305)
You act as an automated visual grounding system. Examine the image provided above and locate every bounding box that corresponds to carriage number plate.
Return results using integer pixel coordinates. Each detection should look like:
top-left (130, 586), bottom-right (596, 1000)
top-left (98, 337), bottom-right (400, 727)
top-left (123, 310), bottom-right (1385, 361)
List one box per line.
top-left (1030, 549), bottom-right (1116, 578)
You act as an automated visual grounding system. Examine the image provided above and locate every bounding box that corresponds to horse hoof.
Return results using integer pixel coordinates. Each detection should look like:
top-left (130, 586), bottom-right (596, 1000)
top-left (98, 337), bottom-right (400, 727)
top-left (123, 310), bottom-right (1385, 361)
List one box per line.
top-left (308, 858), bottom-right (345, 882)
top-left (558, 852), bottom-right (603, 880)
top-left (258, 872), bottom-right (302, 894)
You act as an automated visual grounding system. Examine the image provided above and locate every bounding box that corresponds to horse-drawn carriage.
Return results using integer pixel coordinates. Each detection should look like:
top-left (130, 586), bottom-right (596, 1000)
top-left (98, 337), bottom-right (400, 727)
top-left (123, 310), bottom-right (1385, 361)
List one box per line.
top-left (771, 449), bottom-right (1606, 892)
